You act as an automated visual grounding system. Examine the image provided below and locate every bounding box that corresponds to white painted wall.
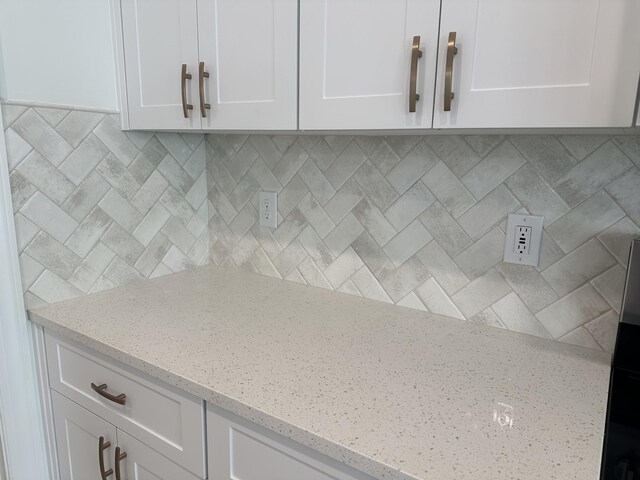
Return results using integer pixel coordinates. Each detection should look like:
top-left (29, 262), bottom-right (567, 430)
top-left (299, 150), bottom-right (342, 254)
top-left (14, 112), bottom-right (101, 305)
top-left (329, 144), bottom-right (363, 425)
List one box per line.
top-left (0, 105), bottom-right (51, 479)
top-left (0, 0), bottom-right (118, 110)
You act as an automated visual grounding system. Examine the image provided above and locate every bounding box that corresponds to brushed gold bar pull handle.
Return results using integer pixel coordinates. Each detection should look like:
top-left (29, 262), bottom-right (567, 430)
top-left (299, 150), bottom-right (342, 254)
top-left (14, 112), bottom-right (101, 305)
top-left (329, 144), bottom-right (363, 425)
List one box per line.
top-left (114, 446), bottom-right (127, 480)
top-left (199, 61), bottom-right (211, 118)
top-left (409, 35), bottom-right (423, 113)
top-left (181, 64), bottom-right (193, 118)
top-left (444, 32), bottom-right (458, 112)
top-left (91, 382), bottom-right (126, 406)
top-left (99, 436), bottom-right (113, 480)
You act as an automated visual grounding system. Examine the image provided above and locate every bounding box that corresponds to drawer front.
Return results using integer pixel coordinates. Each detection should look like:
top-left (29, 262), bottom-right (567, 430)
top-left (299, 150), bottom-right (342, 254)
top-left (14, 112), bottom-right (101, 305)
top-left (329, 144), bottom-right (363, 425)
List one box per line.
top-left (45, 331), bottom-right (205, 478)
top-left (207, 405), bottom-right (373, 480)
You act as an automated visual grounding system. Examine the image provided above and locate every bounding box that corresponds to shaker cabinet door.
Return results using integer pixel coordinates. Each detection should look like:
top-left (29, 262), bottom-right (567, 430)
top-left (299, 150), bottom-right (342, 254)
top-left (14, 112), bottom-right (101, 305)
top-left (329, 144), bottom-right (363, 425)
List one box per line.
top-left (197, 0), bottom-right (298, 130)
top-left (299, 0), bottom-right (441, 130)
top-left (433, 0), bottom-right (640, 128)
top-left (52, 391), bottom-right (118, 480)
top-left (116, 429), bottom-right (201, 480)
top-left (121, 0), bottom-right (202, 129)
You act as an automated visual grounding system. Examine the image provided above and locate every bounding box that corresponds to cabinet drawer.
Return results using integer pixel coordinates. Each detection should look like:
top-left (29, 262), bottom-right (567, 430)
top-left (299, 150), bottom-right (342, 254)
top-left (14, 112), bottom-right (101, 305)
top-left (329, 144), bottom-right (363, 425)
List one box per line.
top-left (207, 405), bottom-right (373, 480)
top-left (45, 331), bottom-right (205, 478)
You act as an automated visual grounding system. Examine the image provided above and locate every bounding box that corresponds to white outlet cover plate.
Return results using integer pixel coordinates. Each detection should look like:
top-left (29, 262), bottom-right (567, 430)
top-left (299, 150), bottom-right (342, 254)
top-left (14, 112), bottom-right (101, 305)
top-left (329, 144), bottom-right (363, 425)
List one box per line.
top-left (259, 191), bottom-right (278, 229)
top-left (503, 214), bottom-right (544, 267)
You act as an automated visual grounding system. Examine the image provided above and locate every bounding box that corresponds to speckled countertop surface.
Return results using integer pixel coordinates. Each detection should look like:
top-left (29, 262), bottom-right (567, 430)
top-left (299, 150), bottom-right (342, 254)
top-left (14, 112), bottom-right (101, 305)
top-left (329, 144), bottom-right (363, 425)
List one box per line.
top-left (30, 265), bottom-right (611, 480)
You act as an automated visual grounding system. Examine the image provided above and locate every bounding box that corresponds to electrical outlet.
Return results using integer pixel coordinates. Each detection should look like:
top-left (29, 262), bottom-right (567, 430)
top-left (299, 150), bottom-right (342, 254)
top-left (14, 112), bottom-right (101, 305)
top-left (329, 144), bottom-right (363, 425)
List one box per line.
top-left (514, 225), bottom-right (531, 255)
top-left (259, 191), bottom-right (278, 229)
top-left (503, 214), bottom-right (544, 267)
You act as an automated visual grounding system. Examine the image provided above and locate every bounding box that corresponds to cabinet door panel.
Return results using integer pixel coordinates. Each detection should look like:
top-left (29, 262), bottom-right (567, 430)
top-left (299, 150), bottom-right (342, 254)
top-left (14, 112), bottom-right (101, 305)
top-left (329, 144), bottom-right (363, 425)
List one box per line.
top-left (121, 0), bottom-right (201, 129)
top-left (198, 0), bottom-right (298, 130)
top-left (434, 0), bottom-right (640, 128)
top-left (300, 0), bottom-right (441, 130)
top-left (51, 391), bottom-right (117, 480)
top-left (117, 430), bottom-right (200, 480)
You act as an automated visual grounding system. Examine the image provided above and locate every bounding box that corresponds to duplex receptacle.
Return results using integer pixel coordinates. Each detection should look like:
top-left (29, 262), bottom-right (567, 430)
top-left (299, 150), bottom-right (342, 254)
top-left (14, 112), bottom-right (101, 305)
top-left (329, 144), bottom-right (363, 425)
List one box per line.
top-left (514, 225), bottom-right (531, 255)
top-left (503, 214), bottom-right (544, 267)
top-left (259, 191), bottom-right (278, 229)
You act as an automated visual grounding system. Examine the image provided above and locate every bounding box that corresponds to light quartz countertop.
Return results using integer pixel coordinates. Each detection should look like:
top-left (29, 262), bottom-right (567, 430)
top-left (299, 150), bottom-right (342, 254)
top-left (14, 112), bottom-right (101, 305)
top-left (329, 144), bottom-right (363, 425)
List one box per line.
top-left (30, 265), bottom-right (611, 480)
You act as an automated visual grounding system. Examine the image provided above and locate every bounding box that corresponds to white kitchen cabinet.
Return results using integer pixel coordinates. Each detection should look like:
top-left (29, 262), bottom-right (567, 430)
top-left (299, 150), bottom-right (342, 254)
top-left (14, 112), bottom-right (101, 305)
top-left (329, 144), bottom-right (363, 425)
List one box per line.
top-left (197, 0), bottom-right (298, 130)
top-left (116, 430), bottom-right (201, 480)
top-left (207, 405), bottom-right (374, 480)
top-left (45, 331), bottom-right (207, 478)
top-left (119, 0), bottom-right (298, 131)
top-left (433, 0), bottom-right (640, 128)
top-left (51, 391), bottom-right (117, 480)
top-left (299, 0), bottom-right (441, 130)
top-left (121, 0), bottom-right (202, 130)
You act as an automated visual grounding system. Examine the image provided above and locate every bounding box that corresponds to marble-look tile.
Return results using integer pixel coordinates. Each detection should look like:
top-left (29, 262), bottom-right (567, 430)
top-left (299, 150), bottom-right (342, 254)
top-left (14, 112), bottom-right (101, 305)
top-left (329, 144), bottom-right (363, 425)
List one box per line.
top-left (555, 142), bottom-right (632, 207)
top-left (597, 217), bottom-right (640, 266)
top-left (457, 185), bottom-right (520, 239)
top-left (354, 136), bottom-right (401, 175)
top-left (491, 292), bottom-right (551, 338)
top-left (323, 178), bottom-right (365, 224)
top-left (425, 136), bottom-right (481, 177)
top-left (585, 310), bottom-right (619, 352)
top-left (379, 256), bottom-right (430, 302)
top-left (56, 111), bottom-right (104, 148)
top-left (382, 220), bottom-right (432, 268)
top-left (297, 159), bottom-right (336, 206)
top-left (509, 135), bottom-right (576, 183)
top-left (541, 239), bottom-right (617, 297)
top-left (419, 202), bottom-right (472, 258)
top-left (59, 134), bottom-right (109, 185)
top-left (323, 247), bottom-right (364, 289)
top-left (385, 141), bottom-right (439, 195)
top-left (453, 227), bottom-right (505, 280)
top-left (547, 191), bottom-right (625, 253)
top-left (451, 269), bottom-right (511, 318)
top-left (353, 160), bottom-right (398, 211)
top-left (20, 192), bottom-right (79, 243)
top-left (323, 214), bottom-right (364, 257)
top-left (384, 181), bottom-right (435, 231)
top-left (12, 109), bottom-right (73, 166)
top-left (415, 277), bottom-right (464, 319)
top-left (351, 266), bottom-right (392, 303)
top-left (505, 164), bottom-right (570, 224)
top-left (93, 116), bottom-right (139, 167)
top-left (461, 140), bottom-right (526, 199)
top-left (351, 198), bottom-right (397, 247)
top-left (606, 168), bottom-right (640, 226)
top-left (422, 161), bottom-right (476, 219)
top-left (417, 241), bottom-right (470, 296)
top-left (495, 263), bottom-right (557, 313)
top-left (591, 265), bottom-right (626, 312)
top-left (16, 150), bottom-right (75, 204)
top-left (24, 231), bottom-right (81, 279)
top-left (536, 284), bottom-right (610, 338)
top-left (558, 327), bottom-right (601, 350)
top-left (324, 141), bottom-right (368, 190)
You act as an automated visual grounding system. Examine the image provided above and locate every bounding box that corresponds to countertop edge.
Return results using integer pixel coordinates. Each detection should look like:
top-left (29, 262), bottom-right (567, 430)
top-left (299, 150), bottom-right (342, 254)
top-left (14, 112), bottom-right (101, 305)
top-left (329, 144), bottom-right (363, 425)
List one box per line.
top-left (29, 311), bottom-right (421, 480)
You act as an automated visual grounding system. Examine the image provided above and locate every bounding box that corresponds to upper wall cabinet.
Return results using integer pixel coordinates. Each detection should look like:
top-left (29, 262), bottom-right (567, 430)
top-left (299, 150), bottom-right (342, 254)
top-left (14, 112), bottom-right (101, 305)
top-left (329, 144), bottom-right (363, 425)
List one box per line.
top-left (299, 0), bottom-right (441, 130)
top-left (120, 0), bottom-right (298, 130)
top-left (433, 0), bottom-right (640, 128)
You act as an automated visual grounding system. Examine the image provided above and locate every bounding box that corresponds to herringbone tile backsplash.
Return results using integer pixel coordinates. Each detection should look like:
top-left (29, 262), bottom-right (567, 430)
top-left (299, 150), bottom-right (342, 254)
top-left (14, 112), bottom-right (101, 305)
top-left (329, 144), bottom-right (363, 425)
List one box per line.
top-left (3, 104), bottom-right (209, 309)
top-left (5, 102), bottom-right (640, 352)
top-left (207, 132), bottom-right (640, 352)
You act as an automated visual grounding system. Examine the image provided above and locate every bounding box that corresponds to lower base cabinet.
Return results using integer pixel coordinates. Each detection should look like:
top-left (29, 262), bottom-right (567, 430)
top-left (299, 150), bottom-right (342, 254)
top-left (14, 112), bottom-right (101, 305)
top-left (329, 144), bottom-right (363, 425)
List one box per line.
top-left (45, 330), bottom-right (374, 480)
top-left (207, 405), bottom-right (374, 480)
top-left (52, 391), bottom-right (199, 480)
top-left (52, 391), bottom-right (116, 480)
